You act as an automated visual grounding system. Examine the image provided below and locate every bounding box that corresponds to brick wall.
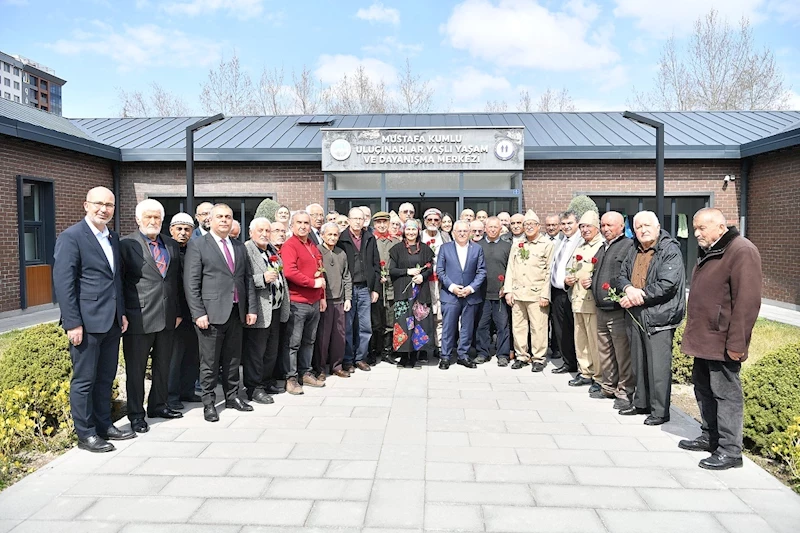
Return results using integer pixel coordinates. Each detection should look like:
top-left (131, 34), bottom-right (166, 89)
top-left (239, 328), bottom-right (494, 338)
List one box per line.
top-left (0, 135), bottom-right (114, 313)
top-left (748, 145), bottom-right (800, 305)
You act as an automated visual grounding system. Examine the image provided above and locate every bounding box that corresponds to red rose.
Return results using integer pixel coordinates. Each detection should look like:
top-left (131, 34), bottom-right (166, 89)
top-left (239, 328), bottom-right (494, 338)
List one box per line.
top-left (518, 242), bottom-right (524, 248)
top-left (428, 240), bottom-right (434, 245)
top-left (575, 255), bottom-right (583, 261)
top-left (591, 257), bottom-right (598, 264)
top-left (498, 275), bottom-right (505, 282)
top-left (424, 262), bottom-right (432, 269)
top-left (380, 260), bottom-right (386, 267)
top-left (269, 255), bottom-right (278, 262)
top-left (602, 282), bottom-right (611, 290)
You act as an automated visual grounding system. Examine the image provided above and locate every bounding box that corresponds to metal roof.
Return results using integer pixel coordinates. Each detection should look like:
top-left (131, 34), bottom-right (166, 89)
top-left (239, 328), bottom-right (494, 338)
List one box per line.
top-left (69, 111), bottom-right (800, 162)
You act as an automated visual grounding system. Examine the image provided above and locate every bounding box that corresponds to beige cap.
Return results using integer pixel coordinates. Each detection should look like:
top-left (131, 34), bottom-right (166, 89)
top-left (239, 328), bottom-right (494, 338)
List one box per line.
top-left (578, 210), bottom-right (600, 228)
top-left (523, 209), bottom-right (540, 223)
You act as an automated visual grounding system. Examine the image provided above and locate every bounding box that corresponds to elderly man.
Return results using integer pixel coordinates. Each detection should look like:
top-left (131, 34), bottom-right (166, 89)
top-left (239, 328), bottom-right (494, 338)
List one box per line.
top-left (476, 217), bottom-right (512, 365)
top-left (371, 211), bottom-right (401, 364)
top-left (504, 211), bottom-right (554, 371)
top-left (337, 207), bottom-right (381, 372)
top-left (269, 219), bottom-right (290, 386)
top-left (470, 220), bottom-right (485, 242)
top-left (591, 212), bottom-right (634, 409)
top-left (271, 221), bottom-right (287, 250)
top-left (243, 218), bottom-right (290, 404)
top-left (460, 208), bottom-right (475, 222)
top-left (326, 211), bottom-right (339, 224)
top-left (306, 203), bottom-right (325, 244)
top-left (544, 215), bottom-right (561, 241)
top-left (359, 206), bottom-right (373, 231)
top-left (230, 220), bottom-right (241, 240)
top-left (398, 202), bottom-right (415, 223)
top-left (281, 211), bottom-right (326, 394)
top-left (316, 222), bottom-right (353, 377)
top-left (614, 211), bottom-right (685, 425)
top-left (167, 213), bottom-right (202, 411)
top-left (543, 214), bottom-right (563, 358)
top-left (680, 208), bottom-right (761, 470)
top-left (497, 211), bottom-right (511, 230)
top-left (192, 201), bottom-right (214, 239)
top-left (54, 187), bottom-right (132, 452)
top-left (550, 211), bottom-right (582, 375)
top-left (475, 210), bottom-right (488, 223)
top-left (422, 208), bottom-right (451, 359)
top-left (436, 220), bottom-right (486, 369)
top-left (120, 199), bottom-right (183, 433)
top-left (564, 211), bottom-right (604, 388)
top-left (508, 213), bottom-right (525, 241)
top-left (185, 203), bottom-right (258, 422)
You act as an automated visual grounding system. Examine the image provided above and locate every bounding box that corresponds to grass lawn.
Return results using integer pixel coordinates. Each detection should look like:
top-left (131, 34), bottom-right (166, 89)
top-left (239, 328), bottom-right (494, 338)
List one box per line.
top-left (0, 329), bottom-right (24, 358)
top-left (743, 317), bottom-right (800, 366)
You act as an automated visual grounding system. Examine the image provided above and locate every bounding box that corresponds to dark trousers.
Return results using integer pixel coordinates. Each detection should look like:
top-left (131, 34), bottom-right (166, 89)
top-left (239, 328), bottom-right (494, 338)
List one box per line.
top-left (122, 328), bottom-right (174, 420)
top-left (168, 319), bottom-right (199, 404)
top-left (286, 301), bottom-right (320, 378)
top-left (272, 320), bottom-right (290, 382)
top-left (242, 308), bottom-right (281, 397)
top-left (628, 317), bottom-right (673, 418)
top-left (693, 357), bottom-right (744, 457)
top-left (476, 299), bottom-right (510, 359)
top-left (316, 300), bottom-right (346, 373)
top-left (548, 311), bottom-right (560, 356)
top-left (370, 298), bottom-right (393, 357)
top-left (196, 307), bottom-right (243, 406)
top-left (441, 299), bottom-right (479, 361)
top-left (70, 324), bottom-right (121, 439)
top-left (550, 286), bottom-right (577, 370)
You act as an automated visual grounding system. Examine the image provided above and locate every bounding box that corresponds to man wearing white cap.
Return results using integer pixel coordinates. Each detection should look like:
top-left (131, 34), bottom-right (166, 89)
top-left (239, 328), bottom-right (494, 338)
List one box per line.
top-left (504, 210), bottom-right (554, 371)
top-left (565, 210), bottom-right (604, 388)
top-left (422, 208), bottom-right (450, 358)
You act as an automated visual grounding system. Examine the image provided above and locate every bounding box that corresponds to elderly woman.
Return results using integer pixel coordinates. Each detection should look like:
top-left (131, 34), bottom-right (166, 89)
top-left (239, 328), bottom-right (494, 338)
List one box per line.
top-left (389, 219), bottom-right (435, 368)
top-left (315, 222), bottom-right (352, 378)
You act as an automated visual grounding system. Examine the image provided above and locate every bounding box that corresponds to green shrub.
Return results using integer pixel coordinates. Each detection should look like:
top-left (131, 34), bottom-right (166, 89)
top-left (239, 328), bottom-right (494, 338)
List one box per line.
top-left (671, 320), bottom-right (693, 384)
top-left (773, 416), bottom-right (800, 493)
top-left (567, 195), bottom-right (599, 220)
top-left (743, 342), bottom-right (800, 456)
top-left (255, 198), bottom-right (280, 222)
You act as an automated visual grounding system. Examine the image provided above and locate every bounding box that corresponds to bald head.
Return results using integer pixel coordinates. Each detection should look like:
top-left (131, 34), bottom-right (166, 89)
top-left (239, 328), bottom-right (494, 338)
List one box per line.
top-left (600, 211), bottom-right (625, 242)
top-left (693, 208), bottom-right (728, 249)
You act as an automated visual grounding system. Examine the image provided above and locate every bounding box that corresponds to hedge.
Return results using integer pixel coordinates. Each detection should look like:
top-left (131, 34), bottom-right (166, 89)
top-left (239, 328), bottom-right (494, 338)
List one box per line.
top-left (671, 320), bottom-right (693, 384)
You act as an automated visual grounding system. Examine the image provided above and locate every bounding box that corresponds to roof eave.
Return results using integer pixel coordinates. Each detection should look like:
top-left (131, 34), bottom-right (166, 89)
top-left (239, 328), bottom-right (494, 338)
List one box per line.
top-left (740, 127), bottom-right (800, 158)
top-left (0, 116), bottom-right (121, 161)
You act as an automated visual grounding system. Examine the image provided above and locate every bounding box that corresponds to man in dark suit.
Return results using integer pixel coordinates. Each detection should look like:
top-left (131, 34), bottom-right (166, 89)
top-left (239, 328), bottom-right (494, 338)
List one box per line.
top-left (307, 203), bottom-right (325, 245)
top-left (120, 199), bottom-right (183, 434)
top-left (436, 220), bottom-right (486, 369)
top-left (53, 186), bottom-right (134, 452)
top-left (191, 201), bottom-right (213, 240)
top-left (184, 203), bottom-right (258, 422)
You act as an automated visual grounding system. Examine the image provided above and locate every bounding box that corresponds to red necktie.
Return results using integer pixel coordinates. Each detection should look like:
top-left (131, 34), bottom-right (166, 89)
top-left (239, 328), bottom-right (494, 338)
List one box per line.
top-left (149, 240), bottom-right (167, 276)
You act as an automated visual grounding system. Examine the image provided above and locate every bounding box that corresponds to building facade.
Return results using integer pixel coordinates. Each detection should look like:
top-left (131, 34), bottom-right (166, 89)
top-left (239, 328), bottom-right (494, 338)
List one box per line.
top-left (0, 51), bottom-right (65, 115)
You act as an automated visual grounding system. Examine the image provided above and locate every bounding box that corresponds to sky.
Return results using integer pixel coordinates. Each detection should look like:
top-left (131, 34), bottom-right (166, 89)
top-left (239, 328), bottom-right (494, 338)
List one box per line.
top-left (1, 0), bottom-right (799, 118)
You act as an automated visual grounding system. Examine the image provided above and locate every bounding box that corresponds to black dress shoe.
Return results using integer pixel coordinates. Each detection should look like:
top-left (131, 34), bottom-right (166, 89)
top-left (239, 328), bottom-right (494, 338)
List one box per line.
top-left (148, 407), bottom-right (184, 419)
top-left (265, 384), bottom-right (285, 395)
top-left (101, 424), bottom-right (137, 440)
top-left (383, 354), bottom-right (398, 365)
top-left (78, 435), bottom-right (115, 453)
top-left (699, 451), bottom-right (743, 470)
top-left (588, 382), bottom-right (602, 393)
top-left (679, 435), bottom-right (716, 452)
top-left (511, 360), bottom-right (529, 370)
top-left (251, 391), bottom-right (275, 405)
top-left (225, 398), bottom-right (254, 411)
top-left (618, 406), bottom-right (651, 416)
top-left (455, 359), bottom-right (476, 369)
top-left (551, 365), bottom-right (574, 374)
top-left (131, 419), bottom-right (149, 433)
top-left (439, 359), bottom-right (451, 370)
top-left (643, 415), bottom-right (670, 426)
top-left (180, 394), bottom-right (203, 403)
top-left (568, 375), bottom-right (592, 386)
top-left (531, 362), bottom-right (546, 372)
top-left (204, 405), bottom-right (219, 422)
top-left (168, 401), bottom-right (185, 411)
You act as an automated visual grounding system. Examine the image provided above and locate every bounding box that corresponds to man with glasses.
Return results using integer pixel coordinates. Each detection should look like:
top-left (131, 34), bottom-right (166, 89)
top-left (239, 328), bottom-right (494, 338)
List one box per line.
top-left (470, 220), bottom-right (485, 242)
top-left (192, 202), bottom-right (214, 240)
top-left (306, 203), bottom-right (325, 244)
top-left (337, 208), bottom-right (381, 372)
top-left (398, 202), bottom-right (415, 223)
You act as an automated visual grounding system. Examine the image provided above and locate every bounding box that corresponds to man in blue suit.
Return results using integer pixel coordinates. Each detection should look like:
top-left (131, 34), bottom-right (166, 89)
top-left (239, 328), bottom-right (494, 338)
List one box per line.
top-left (53, 186), bottom-right (133, 452)
top-left (436, 220), bottom-right (487, 369)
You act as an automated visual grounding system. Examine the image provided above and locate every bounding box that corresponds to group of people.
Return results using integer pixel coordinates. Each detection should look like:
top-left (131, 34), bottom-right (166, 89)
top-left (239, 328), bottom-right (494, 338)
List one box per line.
top-left (54, 187), bottom-right (762, 471)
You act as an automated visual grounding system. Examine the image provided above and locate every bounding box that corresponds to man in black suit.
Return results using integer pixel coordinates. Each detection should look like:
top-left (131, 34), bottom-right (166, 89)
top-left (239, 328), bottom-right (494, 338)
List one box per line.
top-left (53, 186), bottom-right (134, 452)
top-left (307, 203), bottom-right (325, 244)
top-left (191, 201), bottom-right (214, 240)
top-left (184, 203), bottom-right (258, 422)
top-left (120, 199), bottom-right (184, 434)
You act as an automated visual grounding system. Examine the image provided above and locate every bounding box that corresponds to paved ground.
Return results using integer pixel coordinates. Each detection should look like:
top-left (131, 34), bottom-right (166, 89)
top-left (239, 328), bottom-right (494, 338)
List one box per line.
top-left (1, 359), bottom-right (799, 533)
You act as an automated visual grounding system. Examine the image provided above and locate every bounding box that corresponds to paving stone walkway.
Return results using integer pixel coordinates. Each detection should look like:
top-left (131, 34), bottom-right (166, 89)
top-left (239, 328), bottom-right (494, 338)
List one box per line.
top-left (1, 360), bottom-right (799, 533)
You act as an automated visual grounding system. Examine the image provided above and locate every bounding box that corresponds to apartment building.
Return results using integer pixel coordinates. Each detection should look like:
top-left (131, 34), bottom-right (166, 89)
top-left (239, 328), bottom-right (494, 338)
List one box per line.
top-left (0, 51), bottom-right (65, 116)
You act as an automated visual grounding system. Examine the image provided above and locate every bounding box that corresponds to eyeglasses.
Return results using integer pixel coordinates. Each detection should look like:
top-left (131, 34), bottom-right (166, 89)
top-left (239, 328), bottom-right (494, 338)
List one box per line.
top-left (425, 218), bottom-right (440, 222)
top-left (471, 229), bottom-right (483, 233)
top-left (196, 211), bottom-right (210, 217)
top-left (510, 221), bottom-right (523, 225)
top-left (88, 201), bottom-right (115, 209)
top-left (523, 222), bottom-right (539, 228)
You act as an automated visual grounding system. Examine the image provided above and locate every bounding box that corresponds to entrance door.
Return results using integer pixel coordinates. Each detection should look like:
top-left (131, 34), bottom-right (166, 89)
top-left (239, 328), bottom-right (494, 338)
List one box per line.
top-left (387, 198), bottom-right (458, 220)
top-left (18, 178), bottom-right (56, 309)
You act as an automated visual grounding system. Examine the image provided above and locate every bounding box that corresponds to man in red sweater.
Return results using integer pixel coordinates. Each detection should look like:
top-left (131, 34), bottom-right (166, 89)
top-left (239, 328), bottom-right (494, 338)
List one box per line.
top-left (280, 211), bottom-right (327, 395)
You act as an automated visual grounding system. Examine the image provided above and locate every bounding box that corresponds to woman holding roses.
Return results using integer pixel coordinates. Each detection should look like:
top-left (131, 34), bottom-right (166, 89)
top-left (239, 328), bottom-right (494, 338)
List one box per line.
top-left (389, 219), bottom-right (435, 368)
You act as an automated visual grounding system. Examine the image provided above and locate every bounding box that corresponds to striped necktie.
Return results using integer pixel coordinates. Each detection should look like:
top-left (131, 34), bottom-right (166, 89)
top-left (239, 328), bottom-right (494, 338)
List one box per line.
top-left (149, 240), bottom-right (167, 277)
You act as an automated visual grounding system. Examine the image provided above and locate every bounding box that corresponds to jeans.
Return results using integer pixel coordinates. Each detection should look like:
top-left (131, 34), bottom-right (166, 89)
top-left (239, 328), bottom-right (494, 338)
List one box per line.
top-left (345, 285), bottom-right (373, 365)
top-left (476, 299), bottom-right (510, 359)
top-left (286, 301), bottom-right (320, 378)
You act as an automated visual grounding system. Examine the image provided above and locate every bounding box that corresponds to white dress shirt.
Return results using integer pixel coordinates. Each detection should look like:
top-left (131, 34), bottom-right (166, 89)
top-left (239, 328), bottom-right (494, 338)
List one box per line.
top-left (449, 242), bottom-right (473, 294)
top-left (551, 231), bottom-right (582, 289)
top-left (211, 231), bottom-right (235, 267)
top-left (85, 217), bottom-right (114, 273)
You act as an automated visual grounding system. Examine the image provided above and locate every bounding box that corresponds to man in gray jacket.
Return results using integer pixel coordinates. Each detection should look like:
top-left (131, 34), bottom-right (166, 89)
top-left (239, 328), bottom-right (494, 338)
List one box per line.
top-left (243, 218), bottom-right (290, 404)
top-left (316, 222), bottom-right (353, 378)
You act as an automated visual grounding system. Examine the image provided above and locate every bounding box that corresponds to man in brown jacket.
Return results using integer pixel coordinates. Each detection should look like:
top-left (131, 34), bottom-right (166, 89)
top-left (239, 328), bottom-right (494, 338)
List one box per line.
top-left (680, 208), bottom-right (762, 470)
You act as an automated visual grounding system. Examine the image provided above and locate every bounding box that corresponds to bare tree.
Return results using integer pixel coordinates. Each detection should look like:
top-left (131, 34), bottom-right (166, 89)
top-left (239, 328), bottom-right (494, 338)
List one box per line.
top-left (484, 100), bottom-right (508, 112)
top-left (397, 58), bottom-right (434, 113)
top-left (117, 83), bottom-right (191, 117)
top-left (291, 66), bottom-right (321, 114)
top-left (199, 51), bottom-right (256, 115)
top-left (517, 89), bottom-right (534, 112)
top-left (255, 66), bottom-right (291, 115)
top-left (537, 87), bottom-right (576, 112)
top-left (629, 9), bottom-right (791, 111)
top-left (322, 66), bottom-right (398, 114)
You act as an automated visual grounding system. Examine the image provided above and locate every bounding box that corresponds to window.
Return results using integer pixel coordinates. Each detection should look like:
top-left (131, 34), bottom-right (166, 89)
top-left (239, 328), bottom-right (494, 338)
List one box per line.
top-left (41, 106), bottom-right (48, 112)
top-left (40, 80), bottom-right (47, 90)
top-left (463, 171), bottom-right (519, 190)
top-left (385, 172), bottom-right (460, 190)
top-left (13, 96), bottom-right (19, 102)
top-left (2, 63), bottom-right (9, 73)
top-left (3, 78), bottom-right (9, 86)
top-left (51, 84), bottom-right (60, 96)
top-left (23, 182), bottom-right (45, 264)
top-left (3, 92), bottom-right (10, 99)
top-left (13, 67), bottom-right (19, 76)
top-left (31, 90), bottom-right (37, 100)
top-left (13, 81), bottom-right (19, 90)
top-left (327, 173), bottom-right (381, 190)
top-left (150, 195), bottom-right (271, 242)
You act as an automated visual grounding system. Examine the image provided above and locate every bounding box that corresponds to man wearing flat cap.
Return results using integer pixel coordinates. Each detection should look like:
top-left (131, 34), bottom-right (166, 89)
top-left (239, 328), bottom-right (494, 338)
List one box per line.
top-left (370, 211), bottom-right (401, 364)
top-left (503, 210), bottom-right (554, 371)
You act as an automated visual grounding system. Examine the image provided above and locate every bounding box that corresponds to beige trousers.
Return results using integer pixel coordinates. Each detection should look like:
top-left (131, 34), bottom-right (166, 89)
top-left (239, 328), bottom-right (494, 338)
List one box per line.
top-left (511, 300), bottom-right (549, 363)
top-left (574, 312), bottom-right (600, 380)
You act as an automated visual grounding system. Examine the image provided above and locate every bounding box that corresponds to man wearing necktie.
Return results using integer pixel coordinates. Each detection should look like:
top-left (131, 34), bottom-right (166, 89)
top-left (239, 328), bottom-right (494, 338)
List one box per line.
top-left (120, 199), bottom-right (184, 433)
top-left (184, 203), bottom-right (258, 422)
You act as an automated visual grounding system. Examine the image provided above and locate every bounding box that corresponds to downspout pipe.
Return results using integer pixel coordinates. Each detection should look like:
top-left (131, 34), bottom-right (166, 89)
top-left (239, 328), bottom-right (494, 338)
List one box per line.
top-left (113, 161), bottom-right (121, 234)
top-left (739, 158), bottom-right (751, 237)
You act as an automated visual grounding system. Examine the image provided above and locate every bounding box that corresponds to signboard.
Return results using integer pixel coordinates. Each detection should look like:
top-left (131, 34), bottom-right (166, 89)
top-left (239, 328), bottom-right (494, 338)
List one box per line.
top-left (322, 127), bottom-right (524, 172)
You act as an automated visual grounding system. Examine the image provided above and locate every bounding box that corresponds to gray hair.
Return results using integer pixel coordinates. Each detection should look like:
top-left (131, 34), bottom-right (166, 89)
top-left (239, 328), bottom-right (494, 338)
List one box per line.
top-left (320, 222), bottom-right (340, 235)
top-left (633, 210), bottom-right (660, 228)
top-left (453, 220), bottom-right (470, 231)
top-left (249, 217), bottom-right (271, 232)
top-left (399, 202), bottom-right (415, 213)
top-left (135, 198), bottom-right (165, 220)
top-left (290, 210), bottom-right (310, 226)
top-left (306, 203), bottom-right (323, 213)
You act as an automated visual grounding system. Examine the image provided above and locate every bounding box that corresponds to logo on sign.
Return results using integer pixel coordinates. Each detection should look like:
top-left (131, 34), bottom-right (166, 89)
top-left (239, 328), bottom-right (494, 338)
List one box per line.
top-left (494, 138), bottom-right (516, 161)
top-left (330, 139), bottom-right (352, 161)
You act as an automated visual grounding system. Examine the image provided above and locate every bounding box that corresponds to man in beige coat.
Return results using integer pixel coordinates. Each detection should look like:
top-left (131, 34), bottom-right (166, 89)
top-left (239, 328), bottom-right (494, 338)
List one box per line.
top-left (565, 210), bottom-right (604, 389)
top-left (504, 210), bottom-right (554, 372)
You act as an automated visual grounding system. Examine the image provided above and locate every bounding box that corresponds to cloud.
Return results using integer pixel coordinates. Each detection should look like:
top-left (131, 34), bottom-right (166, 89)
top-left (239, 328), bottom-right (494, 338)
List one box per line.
top-left (160, 0), bottom-right (266, 19)
top-left (613, 0), bottom-right (766, 38)
top-left (315, 54), bottom-right (398, 85)
top-left (441, 0), bottom-right (619, 71)
top-left (356, 2), bottom-right (400, 24)
top-left (768, 0), bottom-right (800, 23)
top-left (788, 90), bottom-right (800, 110)
top-left (590, 64), bottom-right (630, 93)
top-left (47, 21), bottom-right (222, 72)
top-left (450, 67), bottom-right (511, 101)
top-left (362, 36), bottom-right (423, 56)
